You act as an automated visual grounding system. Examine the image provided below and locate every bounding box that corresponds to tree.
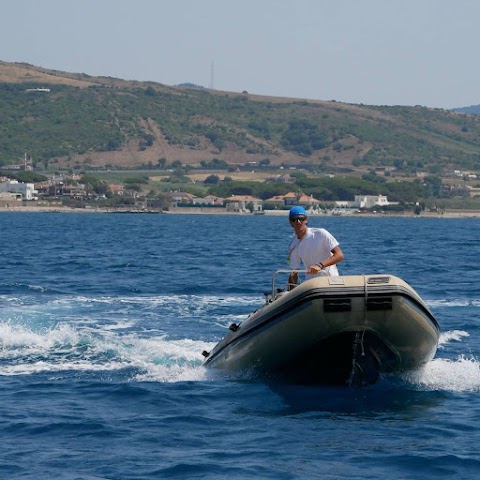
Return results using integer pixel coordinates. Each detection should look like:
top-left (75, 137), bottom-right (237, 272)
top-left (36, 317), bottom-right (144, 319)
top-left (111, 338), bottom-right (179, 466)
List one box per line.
top-left (422, 176), bottom-right (443, 197)
top-left (209, 158), bottom-right (228, 169)
top-left (205, 131), bottom-right (226, 151)
top-left (204, 174), bottom-right (220, 185)
top-left (106, 138), bottom-right (121, 151)
top-left (145, 86), bottom-right (156, 97)
top-left (80, 175), bottom-right (110, 196)
top-left (280, 119), bottom-right (328, 155)
top-left (124, 176), bottom-right (149, 185)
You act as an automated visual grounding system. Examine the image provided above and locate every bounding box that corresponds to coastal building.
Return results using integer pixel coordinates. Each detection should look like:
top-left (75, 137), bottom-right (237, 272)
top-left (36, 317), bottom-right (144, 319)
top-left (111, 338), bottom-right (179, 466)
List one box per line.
top-left (264, 192), bottom-right (321, 210)
top-left (224, 195), bottom-right (263, 213)
top-left (297, 193), bottom-right (321, 210)
top-left (205, 195), bottom-right (224, 206)
top-left (0, 180), bottom-right (37, 200)
top-left (165, 191), bottom-right (196, 206)
top-left (264, 195), bottom-right (286, 208)
top-left (191, 196), bottom-right (216, 206)
top-left (108, 184), bottom-right (125, 195)
top-left (191, 195), bottom-right (224, 206)
top-left (354, 195), bottom-right (391, 209)
top-left (0, 191), bottom-right (22, 202)
top-left (283, 192), bottom-right (299, 207)
top-left (334, 195), bottom-right (396, 209)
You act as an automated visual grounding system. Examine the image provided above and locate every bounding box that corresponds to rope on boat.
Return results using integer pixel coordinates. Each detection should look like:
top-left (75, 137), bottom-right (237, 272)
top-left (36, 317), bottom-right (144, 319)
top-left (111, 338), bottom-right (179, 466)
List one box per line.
top-left (347, 275), bottom-right (369, 386)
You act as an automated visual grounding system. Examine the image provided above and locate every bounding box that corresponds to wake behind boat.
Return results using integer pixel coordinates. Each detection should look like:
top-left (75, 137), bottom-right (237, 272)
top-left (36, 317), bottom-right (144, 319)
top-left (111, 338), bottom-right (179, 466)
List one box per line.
top-left (203, 272), bottom-right (440, 386)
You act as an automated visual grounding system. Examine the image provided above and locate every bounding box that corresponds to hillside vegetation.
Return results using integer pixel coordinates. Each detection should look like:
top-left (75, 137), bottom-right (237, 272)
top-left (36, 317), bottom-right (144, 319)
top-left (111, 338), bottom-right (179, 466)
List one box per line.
top-left (2, 60), bottom-right (480, 177)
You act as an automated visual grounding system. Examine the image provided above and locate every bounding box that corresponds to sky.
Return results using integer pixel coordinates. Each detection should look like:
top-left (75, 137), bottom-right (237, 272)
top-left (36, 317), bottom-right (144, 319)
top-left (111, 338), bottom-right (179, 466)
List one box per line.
top-left (2, 0), bottom-right (480, 109)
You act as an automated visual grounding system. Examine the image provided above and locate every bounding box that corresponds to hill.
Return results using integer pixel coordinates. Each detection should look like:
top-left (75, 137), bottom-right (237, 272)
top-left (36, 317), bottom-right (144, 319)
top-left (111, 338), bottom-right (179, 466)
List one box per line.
top-left (453, 104), bottom-right (480, 115)
top-left (2, 60), bottom-right (480, 177)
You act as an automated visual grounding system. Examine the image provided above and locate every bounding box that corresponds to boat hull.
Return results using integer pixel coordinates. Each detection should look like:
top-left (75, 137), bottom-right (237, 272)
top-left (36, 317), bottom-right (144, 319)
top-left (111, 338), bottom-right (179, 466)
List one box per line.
top-left (203, 275), bottom-right (440, 386)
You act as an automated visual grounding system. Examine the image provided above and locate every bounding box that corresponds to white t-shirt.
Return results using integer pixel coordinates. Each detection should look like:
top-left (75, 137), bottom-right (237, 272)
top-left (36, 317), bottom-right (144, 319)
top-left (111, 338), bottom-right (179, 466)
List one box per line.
top-left (288, 227), bottom-right (340, 278)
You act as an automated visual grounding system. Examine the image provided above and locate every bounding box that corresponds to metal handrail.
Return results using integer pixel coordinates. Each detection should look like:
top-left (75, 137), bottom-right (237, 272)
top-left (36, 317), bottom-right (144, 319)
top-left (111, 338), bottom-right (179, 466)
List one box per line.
top-left (268, 269), bottom-right (310, 303)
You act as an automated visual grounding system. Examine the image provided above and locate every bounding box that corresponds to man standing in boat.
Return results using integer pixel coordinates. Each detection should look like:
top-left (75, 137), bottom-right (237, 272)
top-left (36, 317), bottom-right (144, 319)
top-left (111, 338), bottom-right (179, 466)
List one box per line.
top-left (287, 206), bottom-right (344, 289)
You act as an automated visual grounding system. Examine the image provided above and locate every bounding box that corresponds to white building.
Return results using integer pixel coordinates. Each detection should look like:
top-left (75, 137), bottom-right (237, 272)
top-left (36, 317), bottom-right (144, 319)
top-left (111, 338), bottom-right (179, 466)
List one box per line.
top-left (335, 195), bottom-right (396, 209)
top-left (354, 195), bottom-right (391, 209)
top-left (191, 196), bottom-right (215, 206)
top-left (0, 180), bottom-right (37, 200)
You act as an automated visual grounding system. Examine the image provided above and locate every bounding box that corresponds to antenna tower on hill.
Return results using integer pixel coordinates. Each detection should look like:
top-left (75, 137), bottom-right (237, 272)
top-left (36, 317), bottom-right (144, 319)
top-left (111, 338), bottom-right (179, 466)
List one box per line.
top-left (210, 61), bottom-right (215, 90)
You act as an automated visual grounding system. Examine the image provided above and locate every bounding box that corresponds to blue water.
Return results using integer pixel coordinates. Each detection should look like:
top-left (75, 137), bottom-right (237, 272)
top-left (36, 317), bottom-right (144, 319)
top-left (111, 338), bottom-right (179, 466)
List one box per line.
top-left (1, 212), bottom-right (480, 479)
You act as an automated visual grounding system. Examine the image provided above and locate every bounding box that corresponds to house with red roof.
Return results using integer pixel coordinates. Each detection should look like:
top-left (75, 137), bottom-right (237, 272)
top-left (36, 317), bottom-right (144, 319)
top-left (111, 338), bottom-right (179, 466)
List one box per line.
top-left (264, 192), bottom-right (321, 210)
top-left (224, 195), bottom-right (263, 213)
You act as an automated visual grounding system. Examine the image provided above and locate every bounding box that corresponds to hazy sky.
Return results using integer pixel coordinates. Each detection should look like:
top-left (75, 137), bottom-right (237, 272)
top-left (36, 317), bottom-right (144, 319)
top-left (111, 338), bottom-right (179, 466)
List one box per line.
top-left (2, 0), bottom-right (479, 109)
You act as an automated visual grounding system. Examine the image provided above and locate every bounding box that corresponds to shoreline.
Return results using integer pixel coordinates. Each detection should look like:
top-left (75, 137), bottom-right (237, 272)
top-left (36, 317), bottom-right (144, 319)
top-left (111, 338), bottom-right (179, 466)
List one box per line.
top-left (0, 205), bottom-right (480, 218)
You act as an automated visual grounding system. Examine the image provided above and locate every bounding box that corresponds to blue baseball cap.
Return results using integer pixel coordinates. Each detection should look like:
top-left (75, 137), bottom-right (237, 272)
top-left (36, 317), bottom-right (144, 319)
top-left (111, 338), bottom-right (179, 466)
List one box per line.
top-left (289, 206), bottom-right (307, 218)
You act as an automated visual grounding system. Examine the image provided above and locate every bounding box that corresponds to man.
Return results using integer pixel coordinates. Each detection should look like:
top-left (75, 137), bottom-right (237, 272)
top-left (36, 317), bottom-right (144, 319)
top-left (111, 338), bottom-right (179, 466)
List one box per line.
top-left (287, 206), bottom-right (344, 289)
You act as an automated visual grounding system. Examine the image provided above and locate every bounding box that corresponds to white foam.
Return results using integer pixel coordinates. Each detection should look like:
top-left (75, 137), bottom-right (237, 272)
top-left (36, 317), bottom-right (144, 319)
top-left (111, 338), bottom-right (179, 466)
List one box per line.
top-left (427, 299), bottom-right (480, 308)
top-left (122, 336), bottom-right (216, 382)
top-left (0, 360), bottom-right (128, 376)
top-left (102, 320), bottom-right (137, 330)
top-left (438, 330), bottom-right (470, 346)
top-left (0, 320), bottom-right (215, 382)
top-left (401, 356), bottom-right (480, 392)
top-left (0, 322), bottom-right (80, 357)
top-left (0, 293), bottom-right (261, 382)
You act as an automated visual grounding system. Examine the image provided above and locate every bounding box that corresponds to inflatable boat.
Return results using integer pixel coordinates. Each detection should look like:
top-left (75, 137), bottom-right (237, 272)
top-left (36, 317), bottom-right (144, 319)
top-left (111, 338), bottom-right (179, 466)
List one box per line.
top-left (202, 272), bottom-right (440, 386)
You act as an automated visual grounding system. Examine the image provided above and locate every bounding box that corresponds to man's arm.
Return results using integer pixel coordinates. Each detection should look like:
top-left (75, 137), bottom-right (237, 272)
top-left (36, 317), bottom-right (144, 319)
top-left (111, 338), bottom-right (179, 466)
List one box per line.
top-left (307, 246), bottom-right (345, 275)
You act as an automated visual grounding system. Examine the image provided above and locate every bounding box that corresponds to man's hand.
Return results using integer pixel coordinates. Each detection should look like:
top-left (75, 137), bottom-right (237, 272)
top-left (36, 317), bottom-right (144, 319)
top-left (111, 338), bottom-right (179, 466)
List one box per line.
top-left (307, 264), bottom-right (323, 275)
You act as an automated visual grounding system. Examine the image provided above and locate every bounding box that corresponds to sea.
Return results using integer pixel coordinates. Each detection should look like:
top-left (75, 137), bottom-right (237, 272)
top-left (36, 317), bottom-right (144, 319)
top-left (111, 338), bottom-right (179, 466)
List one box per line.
top-left (1, 212), bottom-right (479, 479)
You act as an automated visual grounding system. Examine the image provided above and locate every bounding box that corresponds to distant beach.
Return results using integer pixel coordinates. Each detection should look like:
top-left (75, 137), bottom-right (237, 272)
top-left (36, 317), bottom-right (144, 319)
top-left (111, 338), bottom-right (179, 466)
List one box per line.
top-left (1, 205), bottom-right (480, 218)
